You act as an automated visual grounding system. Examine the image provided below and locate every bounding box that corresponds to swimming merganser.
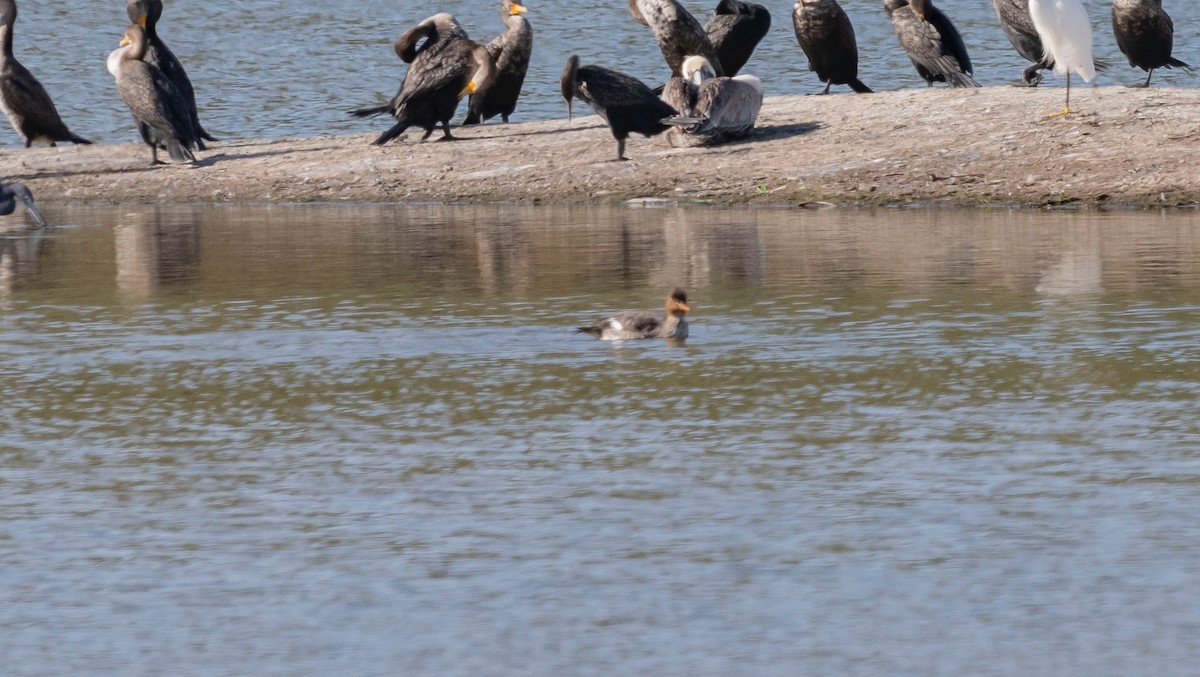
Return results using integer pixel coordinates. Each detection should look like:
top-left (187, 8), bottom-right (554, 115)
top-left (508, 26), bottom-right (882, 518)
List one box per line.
top-left (577, 288), bottom-right (690, 341)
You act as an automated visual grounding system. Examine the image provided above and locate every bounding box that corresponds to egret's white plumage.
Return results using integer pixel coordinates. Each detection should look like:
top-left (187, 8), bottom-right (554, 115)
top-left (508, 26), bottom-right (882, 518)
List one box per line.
top-left (1028, 0), bottom-right (1095, 115)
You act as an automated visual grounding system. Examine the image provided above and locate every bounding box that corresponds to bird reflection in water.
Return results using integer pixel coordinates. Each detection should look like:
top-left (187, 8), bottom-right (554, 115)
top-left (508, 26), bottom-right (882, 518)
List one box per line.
top-left (115, 207), bottom-right (201, 300)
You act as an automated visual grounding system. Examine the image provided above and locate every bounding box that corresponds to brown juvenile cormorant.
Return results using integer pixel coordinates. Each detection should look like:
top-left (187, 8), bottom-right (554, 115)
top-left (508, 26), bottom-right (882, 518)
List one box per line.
top-left (108, 25), bottom-right (198, 165)
top-left (704, 0), bottom-right (770, 77)
top-left (577, 289), bottom-right (690, 341)
top-left (992, 0), bottom-right (1052, 86)
top-left (629, 0), bottom-right (723, 77)
top-left (464, 0), bottom-right (532, 125)
top-left (561, 54), bottom-right (677, 161)
top-left (0, 179), bottom-right (45, 226)
top-left (884, 0), bottom-right (979, 88)
top-left (793, 0), bottom-right (872, 94)
top-left (662, 56), bottom-right (762, 146)
top-left (0, 0), bottom-right (90, 147)
top-left (1112, 0), bottom-right (1191, 88)
top-left (126, 0), bottom-right (216, 148)
top-left (350, 14), bottom-right (496, 145)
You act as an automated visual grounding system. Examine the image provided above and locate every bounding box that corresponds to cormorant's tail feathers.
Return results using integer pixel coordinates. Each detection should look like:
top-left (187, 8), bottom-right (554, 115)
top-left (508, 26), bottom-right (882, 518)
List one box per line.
top-left (1166, 58), bottom-right (1194, 74)
top-left (372, 119), bottom-right (412, 145)
top-left (349, 105), bottom-right (390, 118)
top-left (68, 134), bottom-right (93, 145)
top-left (166, 139), bottom-right (195, 164)
top-left (849, 79), bottom-right (873, 94)
top-left (575, 326), bottom-right (601, 337)
top-left (946, 72), bottom-right (981, 88)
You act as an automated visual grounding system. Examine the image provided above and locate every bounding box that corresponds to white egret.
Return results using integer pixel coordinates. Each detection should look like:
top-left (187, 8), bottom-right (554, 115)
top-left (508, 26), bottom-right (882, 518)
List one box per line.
top-left (1028, 0), bottom-right (1096, 116)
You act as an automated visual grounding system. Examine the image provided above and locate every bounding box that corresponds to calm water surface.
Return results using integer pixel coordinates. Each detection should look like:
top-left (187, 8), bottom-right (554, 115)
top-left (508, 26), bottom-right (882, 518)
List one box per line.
top-left (7, 1), bottom-right (1199, 143)
top-left (1, 204), bottom-right (1199, 675)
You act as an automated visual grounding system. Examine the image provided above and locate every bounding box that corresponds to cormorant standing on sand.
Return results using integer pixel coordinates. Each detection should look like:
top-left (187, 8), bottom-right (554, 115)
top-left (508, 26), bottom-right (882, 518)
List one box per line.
top-left (792, 0), bottom-right (871, 94)
top-left (561, 54), bottom-right (677, 161)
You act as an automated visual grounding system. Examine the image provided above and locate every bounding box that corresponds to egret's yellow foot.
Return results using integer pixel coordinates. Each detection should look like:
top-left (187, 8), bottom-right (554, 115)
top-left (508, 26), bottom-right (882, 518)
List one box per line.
top-left (1044, 107), bottom-right (1071, 119)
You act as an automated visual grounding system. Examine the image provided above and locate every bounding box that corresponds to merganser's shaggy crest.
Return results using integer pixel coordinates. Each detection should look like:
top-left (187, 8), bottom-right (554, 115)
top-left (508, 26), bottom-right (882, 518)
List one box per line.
top-left (577, 289), bottom-right (690, 341)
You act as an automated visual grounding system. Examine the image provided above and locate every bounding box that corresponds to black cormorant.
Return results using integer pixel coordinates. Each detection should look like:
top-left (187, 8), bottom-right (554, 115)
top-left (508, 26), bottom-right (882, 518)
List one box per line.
top-left (0, 0), bottom-right (90, 147)
top-left (704, 0), bottom-right (770, 77)
top-left (0, 179), bottom-right (44, 226)
top-left (884, 0), bottom-right (979, 88)
top-left (108, 25), bottom-right (198, 165)
top-left (793, 0), bottom-right (872, 94)
top-left (126, 0), bottom-right (216, 148)
top-left (629, 0), bottom-right (723, 77)
top-left (464, 0), bottom-right (532, 125)
top-left (561, 54), bottom-right (677, 161)
top-left (661, 56), bottom-right (762, 146)
top-left (992, 0), bottom-right (1052, 86)
top-left (1112, 0), bottom-right (1191, 88)
top-left (350, 14), bottom-right (495, 145)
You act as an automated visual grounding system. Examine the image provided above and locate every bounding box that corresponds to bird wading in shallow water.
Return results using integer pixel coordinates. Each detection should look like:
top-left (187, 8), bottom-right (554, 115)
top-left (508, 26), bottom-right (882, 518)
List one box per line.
top-left (1111, 0), bottom-right (1191, 88)
top-left (793, 0), bottom-right (872, 94)
top-left (108, 25), bottom-right (198, 165)
top-left (577, 289), bottom-right (691, 341)
top-left (126, 0), bottom-right (216, 149)
top-left (0, 0), bottom-right (91, 147)
top-left (463, 0), bottom-right (532, 125)
top-left (1028, 0), bottom-right (1096, 117)
top-left (560, 54), bottom-right (677, 161)
top-left (884, 0), bottom-right (978, 88)
top-left (0, 179), bottom-right (45, 227)
top-left (629, 0), bottom-right (723, 77)
top-left (349, 13), bottom-right (495, 145)
top-left (661, 55), bottom-right (762, 146)
top-left (704, 0), bottom-right (770, 77)
top-left (992, 0), bottom-right (1053, 86)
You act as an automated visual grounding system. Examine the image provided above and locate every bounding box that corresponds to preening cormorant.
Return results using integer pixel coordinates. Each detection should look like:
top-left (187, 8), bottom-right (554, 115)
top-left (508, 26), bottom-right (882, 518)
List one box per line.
top-left (0, 179), bottom-right (45, 227)
top-left (662, 55), bottom-right (761, 146)
top-left (0, 0), bottom-right (90, 147)
top-left (350, 14), bottom-right (495, 145)
top-left (1112, 0), bottom-right (1191, 88)
top-left (464, 0), bottom-right (532, 125)
top-left (884, 0), bottom-right (979, 88)
top-left (1029, 0), bottom-right (1095, 116)
top-left (629, 0), bottom-right (723, 76)
top-left (108, 24), bottom-right (198, 165)
top-left (992, 0), bottom-right (1052, 86)
top-left (704, 0), bottom-right (770, 76)
top-left (577, 289), bottom-right (690, 341)
top-left (561, 54), bottom-right (677, 161)
top-left (793, 0), bottom-right (871, 94)
top-left (126, 0), bottom-right (216, 148)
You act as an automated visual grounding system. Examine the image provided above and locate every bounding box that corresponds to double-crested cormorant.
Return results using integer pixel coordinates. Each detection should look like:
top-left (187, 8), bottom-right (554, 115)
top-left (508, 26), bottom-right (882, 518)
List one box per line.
top-left (662, 55), bottom-right (761, 146)
top-left (350, 14), bottom-right (495, 145)
top-left (1112, 0), bottom-right (1191, 88)
top-left (464, 0), bottom-right (532, 125)
top-left (0, 179), bottom-right (44, 227)
top-left (561, 55), bottom-right (677, 161)
top-left (884, 0), bottom-right (979, 88)
top-left (704, 0), bottom-right (770, 76)
top-left (126, 0), bottom-right (216, 148)
top-left (1029, 0), bottom-right (1095, 116)
top-left (992, 0), bottom-right (1053, 86)
top-left (0, 0), bottom-right (90, 147)
top-left (793, 0), bottom-right (871, 94)
top-left (629, 0), bottom-right (723, 77)
top-left (576, 288), bottom-right (690, 341)
top-left (108, 25), bottom-right (198, 165)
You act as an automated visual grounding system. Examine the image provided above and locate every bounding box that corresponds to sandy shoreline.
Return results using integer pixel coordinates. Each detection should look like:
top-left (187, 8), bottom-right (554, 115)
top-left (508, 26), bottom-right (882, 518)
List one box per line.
top-left (2, 86), bottom-right (1199, 208)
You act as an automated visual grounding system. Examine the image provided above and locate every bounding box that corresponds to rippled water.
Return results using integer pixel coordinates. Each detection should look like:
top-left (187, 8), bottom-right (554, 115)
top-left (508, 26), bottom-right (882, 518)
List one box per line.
top-left (2, 204), bottom-right (1199, 674)
top-left (6, 1), bottom-right (1197, 144)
